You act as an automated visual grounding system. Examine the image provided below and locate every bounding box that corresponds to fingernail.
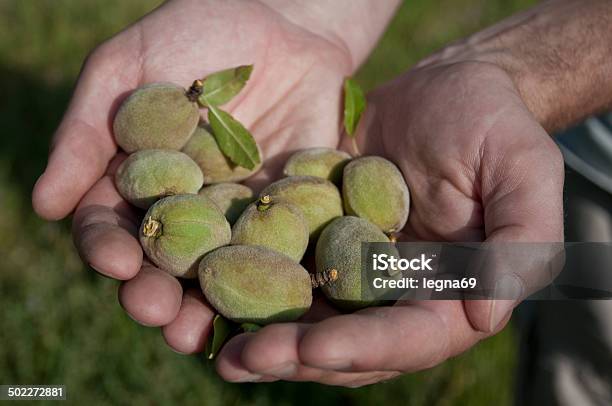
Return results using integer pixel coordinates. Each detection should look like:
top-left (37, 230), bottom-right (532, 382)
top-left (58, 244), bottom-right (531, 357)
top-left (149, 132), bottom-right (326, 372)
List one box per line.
top-left (260, 362), bottom-right (297, 379)
top-left (489, 274), bottom-right (523, 331)
top-left (231, 373), bottom-right (263, 383)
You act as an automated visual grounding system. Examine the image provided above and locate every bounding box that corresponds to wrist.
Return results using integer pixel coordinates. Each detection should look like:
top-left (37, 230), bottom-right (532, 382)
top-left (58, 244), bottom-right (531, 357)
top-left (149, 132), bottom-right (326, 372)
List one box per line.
top-left (258, 0), bottom-right (401, 70)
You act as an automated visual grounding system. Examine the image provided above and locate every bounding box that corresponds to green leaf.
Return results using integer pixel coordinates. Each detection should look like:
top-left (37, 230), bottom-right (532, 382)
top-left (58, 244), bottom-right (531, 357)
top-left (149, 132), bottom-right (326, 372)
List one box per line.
top-left (204, 314), bottom-right (235, 360)
top-left (240, 323), bottom-right (262, 333)
top-left (208, 105), bottom-right (261, 170)
top-left (343, 78), bottom-right (366, 137)
top-left (198, 65), bottom-right (253, 107)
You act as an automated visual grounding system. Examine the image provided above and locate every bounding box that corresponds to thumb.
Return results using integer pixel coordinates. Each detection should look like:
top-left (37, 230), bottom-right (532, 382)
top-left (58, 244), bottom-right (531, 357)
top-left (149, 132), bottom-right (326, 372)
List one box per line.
top-left (32, 40), bottom-right (137, 220)
top-left (464, 121), bottom-right (565, 332)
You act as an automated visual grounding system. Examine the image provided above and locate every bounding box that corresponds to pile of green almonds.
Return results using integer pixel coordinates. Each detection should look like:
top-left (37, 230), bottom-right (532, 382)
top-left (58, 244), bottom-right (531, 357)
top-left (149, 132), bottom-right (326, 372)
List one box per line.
top-left (113, 70), bottom-right (410, 326)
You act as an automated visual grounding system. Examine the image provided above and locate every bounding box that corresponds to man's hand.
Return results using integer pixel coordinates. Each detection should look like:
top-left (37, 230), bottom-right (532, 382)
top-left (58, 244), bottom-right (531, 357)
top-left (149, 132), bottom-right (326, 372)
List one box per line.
top-left (213, 60), bottom-right (564, 386)
top-left (31, 0), bottom-right (398, 354)
top-left (215, 0), bottom-right (612, 386)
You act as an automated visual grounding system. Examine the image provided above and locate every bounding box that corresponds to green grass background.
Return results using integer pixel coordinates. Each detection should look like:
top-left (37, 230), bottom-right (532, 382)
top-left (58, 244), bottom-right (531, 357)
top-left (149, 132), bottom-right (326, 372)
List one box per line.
top-left (0, 0), bottom-right (536, 404)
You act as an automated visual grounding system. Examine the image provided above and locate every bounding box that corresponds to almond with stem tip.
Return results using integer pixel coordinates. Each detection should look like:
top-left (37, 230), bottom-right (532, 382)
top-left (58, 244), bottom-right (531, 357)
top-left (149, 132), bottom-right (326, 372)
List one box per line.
top-left (231, 195), bottom-right (309, 262)
top-left (315, 216), bottom-right (399, 311)
top-left (140, 194), bottom-right (231, 279)
top-left (114, 83), bottom-right (200, 152)
top-left (260, 176), bottom-right (343, 240)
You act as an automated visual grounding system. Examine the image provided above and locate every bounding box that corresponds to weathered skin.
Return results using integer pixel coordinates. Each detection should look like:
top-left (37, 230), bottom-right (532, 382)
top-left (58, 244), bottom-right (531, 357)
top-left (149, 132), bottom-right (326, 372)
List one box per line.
top-left (182, 124), bottom-right (262, 184)
top-left (114, 83), bottom-right (199, 152)
top-left (231, 196), bottom-right (309, 262)
top-left (140, 194), bottom-right (231, 278)
top-left (342, 156), bottom-right (410, 234)
top-left (199, 182), bottom-right (254, 225)
top-left (199, 245), bottom-right (312, 324)
top-left (115, 149), bottom-right (203, 209)
top-left (260, 176), bottom-right (343, 240)
top-left (283, 147), bottom-right (351, 185)
top-left (316, 216), bottom-right (397, 311)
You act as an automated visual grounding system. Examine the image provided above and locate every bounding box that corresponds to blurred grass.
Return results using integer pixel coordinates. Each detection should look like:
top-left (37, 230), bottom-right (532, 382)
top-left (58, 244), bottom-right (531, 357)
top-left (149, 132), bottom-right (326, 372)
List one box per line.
top-left (0, 0), bottom-right (535, 404)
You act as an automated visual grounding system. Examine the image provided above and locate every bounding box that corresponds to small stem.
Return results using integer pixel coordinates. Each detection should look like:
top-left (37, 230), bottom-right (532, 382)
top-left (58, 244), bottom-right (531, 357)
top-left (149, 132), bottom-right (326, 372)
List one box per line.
top-left (311, 269), bottom-right (339, 289)
top-left (257, 195), bottom-right (272, 211)
top-left (350, 137), bottom-right (361, 157)
top-left (142, 217), bottom-right (162, 238)
top-left (186, 79), bottom-right (203, 102)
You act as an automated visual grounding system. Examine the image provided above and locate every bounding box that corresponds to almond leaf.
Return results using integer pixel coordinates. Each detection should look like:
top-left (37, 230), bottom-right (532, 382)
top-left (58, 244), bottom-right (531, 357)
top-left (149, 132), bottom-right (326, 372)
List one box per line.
top-left (343, 78), bottom-right (366, 137)
top-left (208, 105), bottom-right (260, 170)
top-left (198, 65), bottom-right (253, 107)
top-left (204, 314), bottom-right (236, 360)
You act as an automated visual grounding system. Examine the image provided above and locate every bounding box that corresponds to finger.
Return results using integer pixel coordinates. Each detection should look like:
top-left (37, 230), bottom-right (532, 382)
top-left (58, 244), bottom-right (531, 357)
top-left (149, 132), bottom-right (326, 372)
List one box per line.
top-left (32, 40), bottom-right (138, 220)
top-left (218, 324), bottom-right (401, 386)
top-left (465, 117), bottom-right (565, 332)
top-left (162, 288), bottom-right (215, 354)
top-left (239, 324), bottom-right (323, 381)
top-left (118, 265), bottom-right (183, 327)
top-left (464, 240), bottom-right (565, 331)
top-left (298, 301), bottom-right (506, 373)
top-left (215, 333), bottom-right (278, 383)
top-left (72, 157), bottom-right (142, 280)
top-left (240, 324), bottom-right (401, 385)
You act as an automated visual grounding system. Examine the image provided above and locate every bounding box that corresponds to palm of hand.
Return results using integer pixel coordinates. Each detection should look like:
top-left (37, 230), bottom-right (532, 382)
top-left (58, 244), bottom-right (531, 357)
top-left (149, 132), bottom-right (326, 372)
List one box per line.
top-left (374, 62), bottom-right (563, 244)
top-left (33, 0), bottom-right (352, 218)
top-left (109, 0), bottom-right (352, 182)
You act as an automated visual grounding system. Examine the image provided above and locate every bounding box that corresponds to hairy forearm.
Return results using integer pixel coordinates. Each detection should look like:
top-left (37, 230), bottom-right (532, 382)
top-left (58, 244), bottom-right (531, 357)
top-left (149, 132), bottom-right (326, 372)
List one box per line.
top-left (491, 0), bottom-right (612, 132)
top-left (259, 0), bottom-right (401, 70)
top-left (420, 0), bottom-right (612, 133)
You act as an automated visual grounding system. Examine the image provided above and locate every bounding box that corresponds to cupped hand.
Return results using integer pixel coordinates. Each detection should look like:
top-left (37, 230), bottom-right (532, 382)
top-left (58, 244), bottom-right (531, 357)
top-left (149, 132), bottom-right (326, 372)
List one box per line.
top-left (31, 0), bottom-right (355, 351)
top-left (214, 61), bottom-right (564, 386)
